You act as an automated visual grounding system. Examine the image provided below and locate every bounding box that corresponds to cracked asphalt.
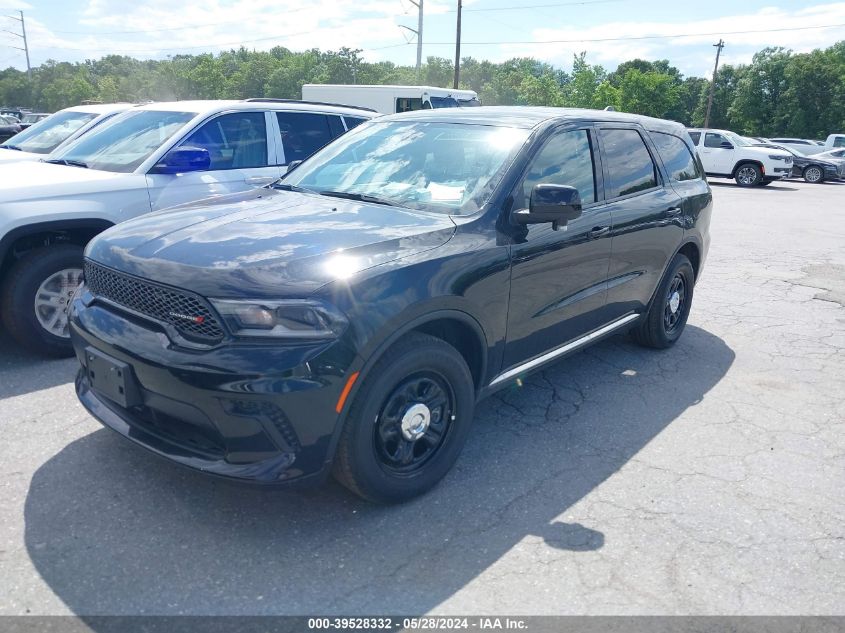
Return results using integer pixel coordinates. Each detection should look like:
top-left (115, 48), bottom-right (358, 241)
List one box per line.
top-left (1, 180), bottom-right (843, 616)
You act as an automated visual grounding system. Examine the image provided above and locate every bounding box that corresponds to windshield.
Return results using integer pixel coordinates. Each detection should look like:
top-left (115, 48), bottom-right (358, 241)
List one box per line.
top-left (284, 120), bottom-right (530, 215)
top-left (724, 131), bottom-right (751, 147)
top-left (458, 98), bottom-right (481, 107)
top-left (21, 114), bottom-right (44, 124)
top-left (429, 96), bottom-right (460, 109)
top-left (0, 111), bottom-right (96, 154)
top-left (50, 110), bottom-right (195, 172)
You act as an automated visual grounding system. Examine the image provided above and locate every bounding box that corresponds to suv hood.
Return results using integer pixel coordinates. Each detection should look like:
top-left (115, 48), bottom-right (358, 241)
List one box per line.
top-left (0, 160), bottom-right (137, 202)
top-left (86, 188), bottom-right (457, 297)
top-left (0, 148), bottom-right (42, 163)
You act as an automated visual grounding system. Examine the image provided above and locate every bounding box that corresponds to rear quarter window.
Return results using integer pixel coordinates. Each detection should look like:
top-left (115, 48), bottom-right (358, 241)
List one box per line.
top-left (650, 131), bottom-right (702, 182)
top-left (688, 131), bottom-right (701, 145)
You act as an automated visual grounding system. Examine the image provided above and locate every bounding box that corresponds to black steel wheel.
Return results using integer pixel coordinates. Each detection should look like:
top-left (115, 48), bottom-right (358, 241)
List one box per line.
top-left (373, 372), bottom-right (455, 475)
top-left (632, 253), bottom-right (695, 349)
top-left (333, 332), bottom-right (475, 503)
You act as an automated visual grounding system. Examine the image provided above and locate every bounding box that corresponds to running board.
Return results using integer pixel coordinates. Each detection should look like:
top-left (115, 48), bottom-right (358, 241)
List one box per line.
top-left (489, 313), bottom-right (640, 387)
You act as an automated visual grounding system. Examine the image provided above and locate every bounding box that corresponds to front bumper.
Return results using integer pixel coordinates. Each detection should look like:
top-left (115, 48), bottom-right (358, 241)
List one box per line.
top-left (70, 292), bottom-right (358, 485)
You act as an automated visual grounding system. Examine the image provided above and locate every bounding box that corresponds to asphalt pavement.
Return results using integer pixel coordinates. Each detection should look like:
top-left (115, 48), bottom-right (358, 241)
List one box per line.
top-left (1, 179), bottom-right (843, 616)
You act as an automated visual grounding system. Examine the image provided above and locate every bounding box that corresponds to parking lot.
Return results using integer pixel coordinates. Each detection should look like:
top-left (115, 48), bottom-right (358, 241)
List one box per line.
top-left (0, 179), bottom-right (843, 616)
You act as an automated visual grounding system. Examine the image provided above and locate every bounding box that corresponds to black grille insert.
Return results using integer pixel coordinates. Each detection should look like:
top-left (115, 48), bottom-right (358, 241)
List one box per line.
top-left (84, 261), bottom-right (225, 342)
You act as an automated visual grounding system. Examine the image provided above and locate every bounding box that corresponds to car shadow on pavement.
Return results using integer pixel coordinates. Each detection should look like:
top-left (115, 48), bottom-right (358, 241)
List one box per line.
top-left (23, 325), bottom-right (733, 615)
top-left (0, 332), bottom-right (76, 399)
top-left (708, 181), bottom-right (799, 191)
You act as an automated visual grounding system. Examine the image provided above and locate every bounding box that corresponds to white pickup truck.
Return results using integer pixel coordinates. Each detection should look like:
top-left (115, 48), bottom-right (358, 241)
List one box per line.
top-left (686, 128), bottom-right (792, 186)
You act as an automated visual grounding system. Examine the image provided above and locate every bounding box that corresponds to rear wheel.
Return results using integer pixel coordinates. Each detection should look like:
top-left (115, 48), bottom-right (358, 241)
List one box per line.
top-left (734, 163), bottom-right (762, 187)
top-left (803, 165), bottom-right (824, 183)
top-left (632, 253), bottom-right (694, 349)
top-left (332, 332), bottom-right (475, 503)
top-left (1, 245), bottom-right (83, 357)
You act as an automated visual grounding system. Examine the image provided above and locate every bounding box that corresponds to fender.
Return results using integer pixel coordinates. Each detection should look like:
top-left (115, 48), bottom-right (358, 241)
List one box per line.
top-left (0, 218), bottom-right (114, 268)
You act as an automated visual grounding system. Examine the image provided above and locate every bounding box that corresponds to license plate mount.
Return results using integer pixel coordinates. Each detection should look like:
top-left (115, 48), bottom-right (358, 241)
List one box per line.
top-left (85, 347), bottom-right (142, 408)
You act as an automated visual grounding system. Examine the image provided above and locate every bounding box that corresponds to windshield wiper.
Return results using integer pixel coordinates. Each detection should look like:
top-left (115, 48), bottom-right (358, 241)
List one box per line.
top-left (270, 183), bottom-right (314, 193)
top-left (318, 190), bottom-right (404, 207)
top-left (44, 158), bottom-right (88, 168)
top-left (0, 144), bottom-right (22, 151)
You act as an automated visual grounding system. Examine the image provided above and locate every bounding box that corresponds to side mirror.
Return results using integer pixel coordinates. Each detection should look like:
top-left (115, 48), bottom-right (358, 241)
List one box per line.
top-left (719, 141), bottom-right (734, 149)
top-left (514, 184), bottom-right (583, 229)
top-left (152, 146), bottom-right (211, 174)
top-left (286, 160), bottom-right (303, 173)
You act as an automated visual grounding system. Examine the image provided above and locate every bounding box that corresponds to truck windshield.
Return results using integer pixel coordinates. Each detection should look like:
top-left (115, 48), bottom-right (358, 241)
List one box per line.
top-left (0, 111), bottom-right (97, 154)
top-left (284, 120), bottom-right (529, 215)
top-left (49, 110), bottom-right (195, 173)
top-left (429, 96), bottom-right (461, 109)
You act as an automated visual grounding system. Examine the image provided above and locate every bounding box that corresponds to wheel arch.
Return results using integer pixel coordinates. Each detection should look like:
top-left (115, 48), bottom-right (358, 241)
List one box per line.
top-left (731, 159), bottom-right (764, 177)
top-left (0, 219), bottom-right (114, 281)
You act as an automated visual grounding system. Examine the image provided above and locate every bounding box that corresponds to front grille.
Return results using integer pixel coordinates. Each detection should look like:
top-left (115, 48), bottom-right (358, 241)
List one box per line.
top-left (84, 260), bottom-right (225, 342)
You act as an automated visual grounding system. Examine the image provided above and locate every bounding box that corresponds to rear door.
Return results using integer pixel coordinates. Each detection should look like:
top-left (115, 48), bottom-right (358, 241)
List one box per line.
top-left (145, 110), bottom-right (282, 210)
top-left (596, 125), bottom-right (684, 319)
top-left (502, 125), bottom-right (613, 369)
top-left (273, 111), bottom-right (345, 167)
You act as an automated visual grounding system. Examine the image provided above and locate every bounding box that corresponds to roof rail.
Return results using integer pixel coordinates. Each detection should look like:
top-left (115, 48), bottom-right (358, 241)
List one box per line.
top-left (242, 98), bottom-right (378, 113)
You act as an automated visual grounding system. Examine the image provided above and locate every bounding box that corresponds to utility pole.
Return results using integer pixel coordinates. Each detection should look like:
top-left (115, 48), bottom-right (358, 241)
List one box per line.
top-left (3, 10), bottom-right (31, 78)
top-left (704, 39), bottom-right (724, 129)
top-left (453, 0), bottom-right (462, 89)
top-left (399, 0), bottom-right (424, 78)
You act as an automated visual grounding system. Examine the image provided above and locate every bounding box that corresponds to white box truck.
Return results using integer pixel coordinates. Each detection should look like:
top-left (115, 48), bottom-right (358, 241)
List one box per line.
top-left (301, 84), bottom-right (481, 115)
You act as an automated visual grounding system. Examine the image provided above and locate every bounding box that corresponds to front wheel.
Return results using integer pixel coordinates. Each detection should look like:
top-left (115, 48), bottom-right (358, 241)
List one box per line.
top-left (332, 332), bottom-right (475, 503)
top-left (632, 253), bottom-right (695, 349)
top-left (803, 166), bottom-right (824, 183)
top-left (735, 163), bottom-right (762, 187)
top-left (1, 245), bottom-right (84, 357)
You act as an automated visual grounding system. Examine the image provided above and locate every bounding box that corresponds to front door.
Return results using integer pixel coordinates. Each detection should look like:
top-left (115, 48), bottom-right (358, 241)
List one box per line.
top-left (699, 131), bottom-right (734, 174)
top-left (503, 126), bottom-right (613, 370)
top-left (145, 111), bottom-right (282, 211)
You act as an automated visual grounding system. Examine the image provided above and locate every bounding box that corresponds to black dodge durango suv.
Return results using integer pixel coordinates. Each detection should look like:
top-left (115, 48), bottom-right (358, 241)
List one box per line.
top-left (70, 107), bottom-right (711, 503)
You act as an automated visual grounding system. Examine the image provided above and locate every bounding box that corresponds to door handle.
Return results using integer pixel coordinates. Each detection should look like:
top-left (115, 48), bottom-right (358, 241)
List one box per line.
top-left (666, 206), bottom-right (682, 216)
top-left (245, 176), bottom-right (276, 185)
top-left (589, 226), bottom-right (610, 239)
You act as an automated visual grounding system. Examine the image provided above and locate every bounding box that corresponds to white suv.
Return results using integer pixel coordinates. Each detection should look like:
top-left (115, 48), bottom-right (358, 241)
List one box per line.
top-left (0, 103), bottom-right (134, 164)
top-left (0, 99), bottom-right (376, 356)
top-left (687, 128), bottom-right (792, 187)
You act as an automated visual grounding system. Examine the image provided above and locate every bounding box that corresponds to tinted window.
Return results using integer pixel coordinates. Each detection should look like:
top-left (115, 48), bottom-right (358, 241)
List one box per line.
top-left (520, 129), bottom-right (596, 208)
top-left (687, 131), bottom-right (701, 145)
top-left (181, 112), bottom-right (268, 170)
top-left (650, 132), bottom-right (701, 182)
top-left (276, 112), bottom-right (332, 164)
top-left (834, 137), bottom-right (845, 148)
top-left (704, 132), bottom-right (728, 148)
top-left (327, 115), bottom-right (345, 138)
top-left (396, 98), bottom-right (423, 113)
top-left (600, 128), bottom-right (658, 198)
top-left (344, 116), bottom-right (367, 130)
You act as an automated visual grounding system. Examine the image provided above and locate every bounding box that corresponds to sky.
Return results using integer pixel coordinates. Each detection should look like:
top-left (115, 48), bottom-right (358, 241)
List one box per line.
top-left (2, 0), bottom-right (845, 78)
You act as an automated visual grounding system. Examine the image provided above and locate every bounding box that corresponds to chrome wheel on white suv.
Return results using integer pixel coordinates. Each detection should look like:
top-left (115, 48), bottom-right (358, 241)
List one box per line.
top-left (735, 163), bottom-right (761, 187)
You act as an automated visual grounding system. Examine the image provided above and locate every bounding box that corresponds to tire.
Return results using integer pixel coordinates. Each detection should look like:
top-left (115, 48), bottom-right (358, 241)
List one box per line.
top-left (632, 253), bottom-right (694, 350)
top-left (803, 165), bottom-right (824, 183)
top-left (0, 244), bottom-right (84, 357)
top-left (332, 332), bottom-right (475, 503)
top-left (734, 163), bottom-right (762, 187)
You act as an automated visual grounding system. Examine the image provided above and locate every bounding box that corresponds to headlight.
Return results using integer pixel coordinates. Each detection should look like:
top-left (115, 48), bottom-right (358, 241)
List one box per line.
top-left (768, 154), bottom-right (786, 161)
top-left (209, 299), bottom-right (348, 339)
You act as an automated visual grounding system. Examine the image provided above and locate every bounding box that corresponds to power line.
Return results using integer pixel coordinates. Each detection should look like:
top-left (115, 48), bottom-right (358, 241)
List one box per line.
top-left (455, 0), bottom-right (621, 12)
top-left (3, 11), bottom-right (31, 77)
top-left (371, 21), bottom-right (845, 49)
